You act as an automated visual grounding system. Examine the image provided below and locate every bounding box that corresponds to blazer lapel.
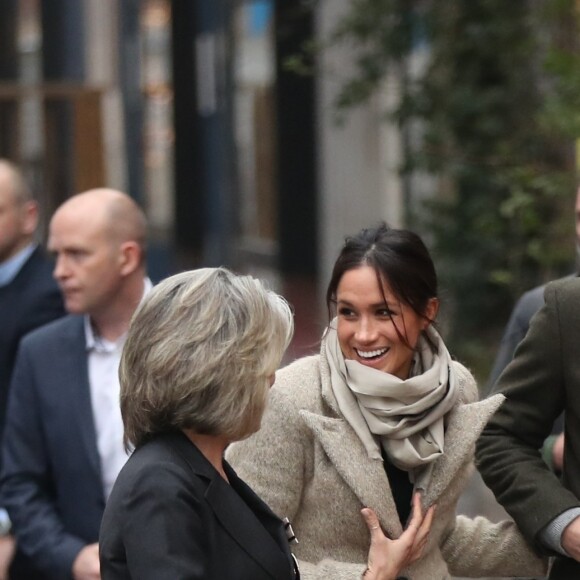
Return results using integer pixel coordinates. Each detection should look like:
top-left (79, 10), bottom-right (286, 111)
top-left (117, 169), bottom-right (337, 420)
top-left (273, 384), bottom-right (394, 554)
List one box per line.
top-left (423, 394), bottom-right (504, 506)
top-left (173, 434), bottom-right (291, 579)
top-left (300, 410), bottom-right (403, 538)
top-left (227, 466), bottom-right (294, 558)
top-left (206, 475), bottom-right (292, 579)
top-left (61, 318), bottom-right (102, 480)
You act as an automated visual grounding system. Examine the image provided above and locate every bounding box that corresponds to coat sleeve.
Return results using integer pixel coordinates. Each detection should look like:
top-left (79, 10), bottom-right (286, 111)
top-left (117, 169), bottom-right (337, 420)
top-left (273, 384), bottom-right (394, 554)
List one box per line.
top-left (227, 374), bottom-right (368, 580)
top-left (476, 280), bottom-right (580, 548)
top-left (1, 342), bottom-right (85, 580)
top-left (440, 515), bottom-right (547, 576)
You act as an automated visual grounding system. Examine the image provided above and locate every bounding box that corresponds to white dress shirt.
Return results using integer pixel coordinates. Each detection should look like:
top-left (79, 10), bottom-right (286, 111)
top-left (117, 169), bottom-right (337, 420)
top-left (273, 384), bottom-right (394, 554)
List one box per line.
top-left (84, 278), bottom-right (152, 499)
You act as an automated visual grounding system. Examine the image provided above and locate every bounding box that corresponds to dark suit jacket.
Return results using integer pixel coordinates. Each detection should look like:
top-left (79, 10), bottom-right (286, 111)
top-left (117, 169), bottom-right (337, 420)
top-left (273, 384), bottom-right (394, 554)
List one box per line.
top-left (1, 315), bottom-right (104, 580)
top-left (487, 280), bottom-right (566, 439)
top-left (99, 432), bottom-right (298, 580)
top-left (477, 277), bottom-right (580, 578)
top-left (487, 283), bottom-right (546, 389)
top-left (0, 246), bottom-right (65, 436)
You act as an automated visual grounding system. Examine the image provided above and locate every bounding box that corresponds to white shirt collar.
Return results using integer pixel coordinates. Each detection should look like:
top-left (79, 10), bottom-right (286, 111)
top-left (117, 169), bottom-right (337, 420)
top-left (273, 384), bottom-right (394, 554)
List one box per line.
top-left (0, 244), bottom-right (36, 287)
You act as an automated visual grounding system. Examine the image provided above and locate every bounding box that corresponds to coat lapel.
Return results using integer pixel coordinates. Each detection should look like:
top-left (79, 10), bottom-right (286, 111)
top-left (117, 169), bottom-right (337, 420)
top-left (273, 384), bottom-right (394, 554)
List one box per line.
top-left (423, 394), bottom-right (504, 506)
top-left (61, 318), bottom-right (102, 480)
top-left (301, 386), bottom-right (505, 538)
top-left (174, 434), bottom-right (291, 579)
top-left (300, 410), bottom-right (403, 538)
top-left (206, 474), bottom-right (292, 579)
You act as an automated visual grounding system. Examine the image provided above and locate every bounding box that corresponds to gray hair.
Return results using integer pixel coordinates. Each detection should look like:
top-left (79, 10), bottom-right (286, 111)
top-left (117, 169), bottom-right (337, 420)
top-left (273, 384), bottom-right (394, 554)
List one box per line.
top-left (120, 267), bottom-right (294, 448)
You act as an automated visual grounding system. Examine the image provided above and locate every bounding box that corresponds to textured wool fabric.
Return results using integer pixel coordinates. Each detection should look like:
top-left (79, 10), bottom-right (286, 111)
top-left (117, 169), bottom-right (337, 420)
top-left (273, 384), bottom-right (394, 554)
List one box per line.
top-left (228, 347), bottom-right (547, 579)
top-left (325, 324), bottom-right (458, 490)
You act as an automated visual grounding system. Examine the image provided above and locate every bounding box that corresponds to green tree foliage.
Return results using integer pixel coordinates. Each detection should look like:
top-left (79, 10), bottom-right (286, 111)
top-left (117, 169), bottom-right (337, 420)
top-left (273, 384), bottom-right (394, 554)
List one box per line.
top-left (321, 0), bottom-right (580, 372)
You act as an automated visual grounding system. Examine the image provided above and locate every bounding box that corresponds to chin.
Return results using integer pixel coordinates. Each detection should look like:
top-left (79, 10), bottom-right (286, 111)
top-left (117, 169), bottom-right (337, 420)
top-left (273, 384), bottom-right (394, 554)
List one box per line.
top-left (64, 301), bottom-right (83, 315)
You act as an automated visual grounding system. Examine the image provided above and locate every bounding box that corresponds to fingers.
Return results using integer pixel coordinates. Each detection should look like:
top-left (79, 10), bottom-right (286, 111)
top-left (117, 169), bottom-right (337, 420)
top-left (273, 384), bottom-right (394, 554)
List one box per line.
top-left (405, 495), bottom-right (436, 564)
top-left (407, 492), bottom-right (424, 529)
top-left (361, 507), bottom-right (383, 539)
top-left (418, 504), bottom-right (436, 536)
top-left (413, 506), bottom-right (434, 549)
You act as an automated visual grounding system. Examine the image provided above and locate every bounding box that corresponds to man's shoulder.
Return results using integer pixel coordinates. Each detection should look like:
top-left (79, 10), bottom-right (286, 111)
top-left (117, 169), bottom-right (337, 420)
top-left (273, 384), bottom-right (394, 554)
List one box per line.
top-left (20, 314), bottom-right (83, 350)
top-left (515, 283), bottom-right (547, 316)
top-left (544, 274), bottom-right (580, 306)
top-left (15, 247), bottom-right (55, 281)
top-left (0, 248), bottom-right (58, 300)
top-left (515, 273), bottom-right (576, 319)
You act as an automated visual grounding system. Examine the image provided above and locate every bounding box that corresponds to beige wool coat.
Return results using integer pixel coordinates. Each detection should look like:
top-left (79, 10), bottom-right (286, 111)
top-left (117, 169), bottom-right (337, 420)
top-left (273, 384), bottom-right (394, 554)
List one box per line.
top-left (227, 350), bottom-right (546, 580)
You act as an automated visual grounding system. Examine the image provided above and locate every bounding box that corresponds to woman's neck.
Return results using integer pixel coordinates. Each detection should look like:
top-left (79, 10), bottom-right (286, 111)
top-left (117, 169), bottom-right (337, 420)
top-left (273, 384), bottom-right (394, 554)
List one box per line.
top-left (182, 429), bottom-right (230, 482)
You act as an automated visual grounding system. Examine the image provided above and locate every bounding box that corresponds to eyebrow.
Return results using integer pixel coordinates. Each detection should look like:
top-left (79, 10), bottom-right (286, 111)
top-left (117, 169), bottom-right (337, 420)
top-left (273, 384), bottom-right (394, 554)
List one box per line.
top-left (337, 298), bottom-right (396, 309)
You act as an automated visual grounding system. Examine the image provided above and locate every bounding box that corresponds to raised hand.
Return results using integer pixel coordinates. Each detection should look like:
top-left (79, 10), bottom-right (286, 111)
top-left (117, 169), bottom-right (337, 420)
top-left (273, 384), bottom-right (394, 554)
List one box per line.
top-left (361, 492), bottom-right (435, 579)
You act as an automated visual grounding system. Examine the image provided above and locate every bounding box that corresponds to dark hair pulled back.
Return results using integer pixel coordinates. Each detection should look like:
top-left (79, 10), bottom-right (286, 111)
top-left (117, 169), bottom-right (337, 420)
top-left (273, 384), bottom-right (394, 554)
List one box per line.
top-left (326, 223), bottom-right (438, 324)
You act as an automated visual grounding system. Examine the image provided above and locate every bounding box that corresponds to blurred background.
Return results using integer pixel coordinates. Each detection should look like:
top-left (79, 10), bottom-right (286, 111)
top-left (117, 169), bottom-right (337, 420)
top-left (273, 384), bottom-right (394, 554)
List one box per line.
top-left (1, 0), bottom-right (579, 385)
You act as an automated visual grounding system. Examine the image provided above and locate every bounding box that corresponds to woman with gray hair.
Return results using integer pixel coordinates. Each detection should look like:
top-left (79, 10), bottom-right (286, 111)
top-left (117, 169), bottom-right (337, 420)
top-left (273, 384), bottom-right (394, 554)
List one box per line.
top-left (99, 267), bottom-right (425, 580)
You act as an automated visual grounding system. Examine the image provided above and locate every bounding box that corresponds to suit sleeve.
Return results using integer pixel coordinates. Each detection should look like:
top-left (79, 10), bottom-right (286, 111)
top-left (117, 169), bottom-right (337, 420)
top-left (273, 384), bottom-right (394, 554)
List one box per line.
top-left (227, 382), bottom-right (368, 580)
top-left (1, 343), bottom-right (85, 580)
top-left (476, 281), bottom-right (580, 548)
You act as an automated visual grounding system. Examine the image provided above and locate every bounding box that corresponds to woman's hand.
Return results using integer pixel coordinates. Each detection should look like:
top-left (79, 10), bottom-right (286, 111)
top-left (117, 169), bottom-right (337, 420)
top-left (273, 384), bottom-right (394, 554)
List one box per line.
top-left (360, 492), bottom-right (435, 580)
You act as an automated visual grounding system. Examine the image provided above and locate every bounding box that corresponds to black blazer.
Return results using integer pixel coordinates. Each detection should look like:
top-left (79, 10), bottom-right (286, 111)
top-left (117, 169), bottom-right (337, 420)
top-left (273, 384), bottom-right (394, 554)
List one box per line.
top-left (0, 246), bottom-right (65, 436)
top-left (99, 432), bottom-right (298, 580)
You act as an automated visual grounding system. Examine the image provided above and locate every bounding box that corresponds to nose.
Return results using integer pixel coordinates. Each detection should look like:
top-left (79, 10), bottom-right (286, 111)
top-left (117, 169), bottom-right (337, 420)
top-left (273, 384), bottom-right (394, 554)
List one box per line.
top-left (53, 254), bottom-right (69, 281)
top-left (355, 316), bottom-right (378, 344)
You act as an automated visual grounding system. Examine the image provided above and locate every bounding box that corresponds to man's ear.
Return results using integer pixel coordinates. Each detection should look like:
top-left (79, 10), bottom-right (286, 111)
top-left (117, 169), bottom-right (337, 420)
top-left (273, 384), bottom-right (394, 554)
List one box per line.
top-left (422, 297), bottom-right (440, 329)
top-left (21, 201), bottom-right (39, 237)
top-left (118, 241), bottom-right (142, 276)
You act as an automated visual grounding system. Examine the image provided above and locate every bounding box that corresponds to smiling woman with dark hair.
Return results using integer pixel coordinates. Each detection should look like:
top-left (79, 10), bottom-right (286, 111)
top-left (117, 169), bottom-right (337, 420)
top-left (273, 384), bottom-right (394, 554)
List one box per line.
top-left (228, 223), bottom-right (547, 579)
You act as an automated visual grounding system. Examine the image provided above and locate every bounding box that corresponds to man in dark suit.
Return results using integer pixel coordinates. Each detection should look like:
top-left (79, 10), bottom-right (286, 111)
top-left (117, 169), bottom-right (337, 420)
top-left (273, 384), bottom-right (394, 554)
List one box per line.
top-left (0, 159), bottom-right (66, 576)
top-left (477, 277), bottom-right (580, 578)
top-left (1, 188), bottom-right (150, 580)
top-left (485, 186), bottom-right (580, 472)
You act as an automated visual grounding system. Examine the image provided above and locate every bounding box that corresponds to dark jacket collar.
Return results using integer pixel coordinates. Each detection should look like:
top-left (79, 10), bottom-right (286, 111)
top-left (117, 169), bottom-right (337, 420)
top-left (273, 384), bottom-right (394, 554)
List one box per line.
top-left (166, 432), bottom-right (296, 579)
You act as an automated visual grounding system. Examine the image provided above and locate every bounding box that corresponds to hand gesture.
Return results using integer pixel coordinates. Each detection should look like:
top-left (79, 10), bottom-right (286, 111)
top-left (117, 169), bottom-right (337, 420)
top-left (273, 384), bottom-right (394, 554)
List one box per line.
top-left (361, 492), bottom-right (435, 580)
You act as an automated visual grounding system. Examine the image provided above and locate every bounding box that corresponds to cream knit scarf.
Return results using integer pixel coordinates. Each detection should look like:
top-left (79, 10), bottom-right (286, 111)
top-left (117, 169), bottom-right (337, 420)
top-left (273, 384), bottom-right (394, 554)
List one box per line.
top-left (324, 322), bottom-right (459, 490)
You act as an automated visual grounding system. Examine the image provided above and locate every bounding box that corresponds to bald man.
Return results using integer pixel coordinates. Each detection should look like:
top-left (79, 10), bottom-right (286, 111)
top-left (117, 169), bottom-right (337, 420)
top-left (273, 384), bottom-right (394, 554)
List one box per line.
top-left (1, 189), bottom-right (151, 580)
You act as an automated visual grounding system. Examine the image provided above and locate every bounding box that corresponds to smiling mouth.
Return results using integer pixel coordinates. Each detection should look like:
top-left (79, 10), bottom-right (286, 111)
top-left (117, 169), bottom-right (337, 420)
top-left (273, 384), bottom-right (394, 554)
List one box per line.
top-left (354, 347), bottom-right (388, 360)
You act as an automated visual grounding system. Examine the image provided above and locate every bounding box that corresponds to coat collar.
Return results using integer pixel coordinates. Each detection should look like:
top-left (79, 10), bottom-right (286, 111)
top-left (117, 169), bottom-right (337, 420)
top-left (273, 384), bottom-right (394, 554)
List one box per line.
top-left (309, 350), bottom-right (504, 537)
top-left (170, 432), bottom-right (294, 580)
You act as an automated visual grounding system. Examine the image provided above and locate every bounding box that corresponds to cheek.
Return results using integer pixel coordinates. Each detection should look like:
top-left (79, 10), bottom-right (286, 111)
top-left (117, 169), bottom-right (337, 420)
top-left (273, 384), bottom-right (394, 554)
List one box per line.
top-left (335, 324), bottom-right (352, 356)
top-left (400, 322), bottom-right (426, 351)
top-left (384, 320), bottom-right (406, 344)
